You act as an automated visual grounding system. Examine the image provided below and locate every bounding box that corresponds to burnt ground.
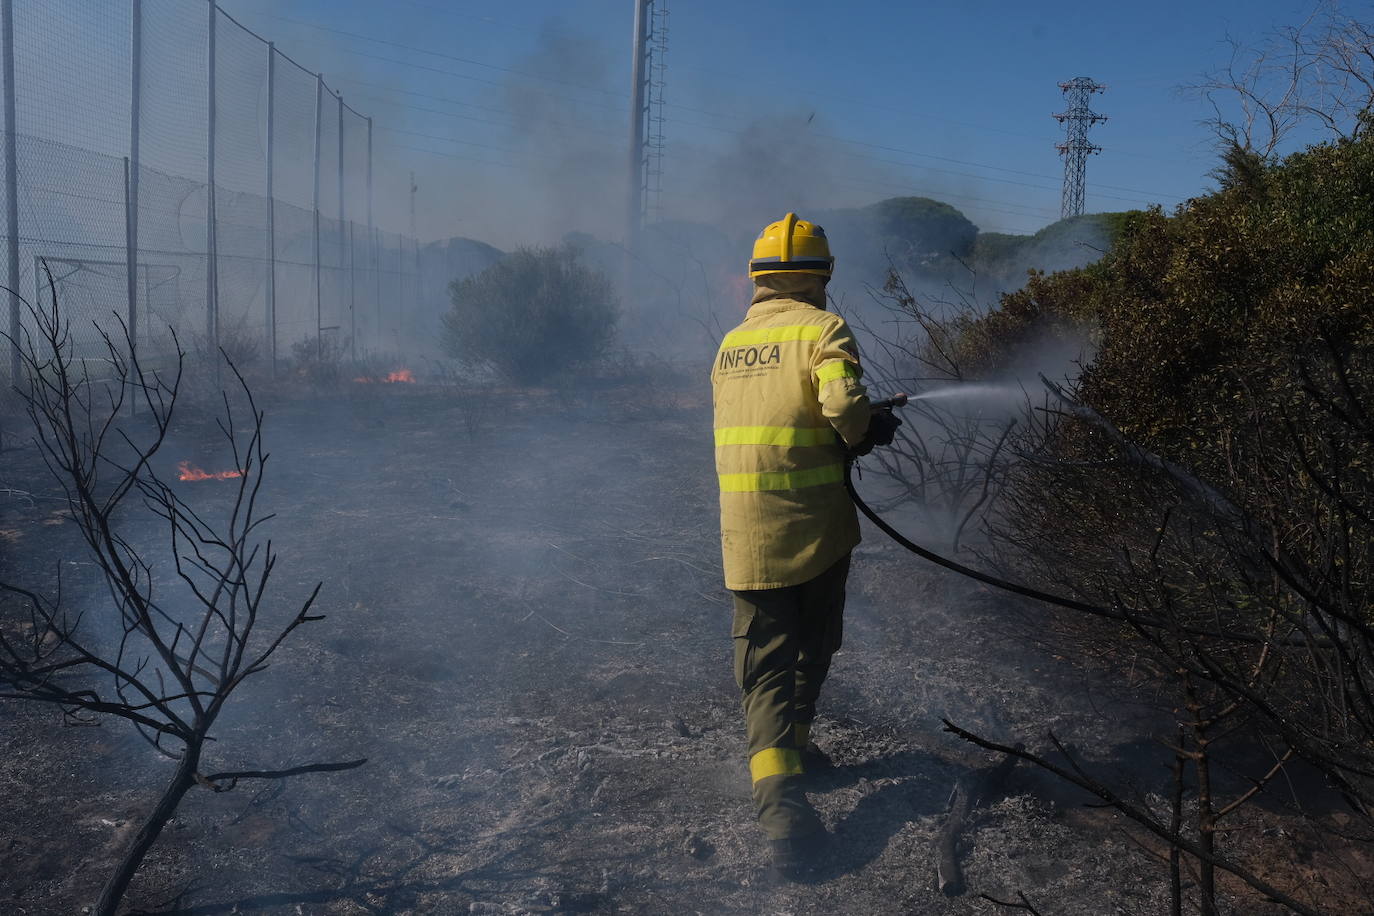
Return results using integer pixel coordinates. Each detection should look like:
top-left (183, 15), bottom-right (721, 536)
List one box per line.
top-left (1, 375), bottom-right (1371, 915)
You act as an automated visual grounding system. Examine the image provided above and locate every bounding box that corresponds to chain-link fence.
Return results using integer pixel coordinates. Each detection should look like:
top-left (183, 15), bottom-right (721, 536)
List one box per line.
top-left (0, 0), bottom-right (421, 387)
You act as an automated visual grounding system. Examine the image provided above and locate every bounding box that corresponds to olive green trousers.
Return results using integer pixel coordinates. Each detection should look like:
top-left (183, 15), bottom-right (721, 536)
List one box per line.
top-left (731, 554), bottom-right (849, 839)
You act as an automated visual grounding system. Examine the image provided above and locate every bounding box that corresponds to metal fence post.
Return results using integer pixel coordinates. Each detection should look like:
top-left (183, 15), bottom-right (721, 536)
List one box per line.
top-left (366, 116), bottom-right (375, 347)
top-left (3, 0), bottom-right (18, 386)
top-left (205, 0), bottom-right (218, 358)
top-left (123, 157), bottom-right (135, 415)
top-left (265, 42), bottom-right (276, 375)
top-left (337, 91), bottom-right (349, 361)
top-left (373, 225), bottom-right (381, 343)
top-left (348, 220), bottom-right (355, 356)
top-left (127, 0), bottom-right (141, 364)
top-left (312, 73), bottom-right (322, 359)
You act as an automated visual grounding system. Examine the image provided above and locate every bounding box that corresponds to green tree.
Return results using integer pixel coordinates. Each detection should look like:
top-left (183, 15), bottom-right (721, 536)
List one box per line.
top-left (866, 196), bottom-right (978, 260)
top-left (442, 245), bottom-right (620, 384)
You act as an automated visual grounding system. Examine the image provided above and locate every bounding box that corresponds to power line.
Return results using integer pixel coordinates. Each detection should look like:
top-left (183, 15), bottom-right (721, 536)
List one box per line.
top-left (338, 79), bottom-right (620, 140)
top-left (261, 12), bottom-right (1185, 235)
top-left (375, 124), bottom-right (568, 164)
top-left (275, 17), bottom-right (626, 101)
top-left (357, 90), bottom-right (1145, 225)
top-left (270, 14), bottom-right (1187, 206)
top-left (667, 113), bottom-right (1166, 207)
top-left (276, 35), bottom-right (632, 117)
top-left (379, 142), bottom-right (523, 171)
top-left (831, 178), bottom-right (1062, 222)
top-left (385, 0), bottom-right (1196, 170)
top-left (391, 1), bottom-right (528, 34)
top-left (385, 140), bottom-right (1065, 236)
top-left (335, 69), bottom-right (1164, 209)
top-left (666, 103), bottom-right (1184, 200)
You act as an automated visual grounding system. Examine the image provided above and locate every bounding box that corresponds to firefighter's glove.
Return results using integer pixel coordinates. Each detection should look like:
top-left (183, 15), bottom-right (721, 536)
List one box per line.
top-left (869, 408), bottom-right (902, 447)
top-left (848, 409), bottom-right (902, 458)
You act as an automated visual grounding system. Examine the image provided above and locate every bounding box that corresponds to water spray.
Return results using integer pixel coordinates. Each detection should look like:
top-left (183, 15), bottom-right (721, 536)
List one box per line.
top-left (905, 383), bottom-right (1022, 403)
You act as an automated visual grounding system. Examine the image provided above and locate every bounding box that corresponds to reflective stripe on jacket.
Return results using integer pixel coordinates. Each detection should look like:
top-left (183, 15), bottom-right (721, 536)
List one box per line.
top-left (711, 287), bottom-right (870, 590)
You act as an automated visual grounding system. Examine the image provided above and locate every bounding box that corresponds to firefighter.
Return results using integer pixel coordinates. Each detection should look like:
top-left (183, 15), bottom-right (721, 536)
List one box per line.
top-left (711, 212), bottom-right (900, 878)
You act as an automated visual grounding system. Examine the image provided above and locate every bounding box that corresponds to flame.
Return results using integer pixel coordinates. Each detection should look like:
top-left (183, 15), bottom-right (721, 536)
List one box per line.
top-left (178, 461), bottom-right (243, 482)
top-left (353, 368), bottom-right (416, 384)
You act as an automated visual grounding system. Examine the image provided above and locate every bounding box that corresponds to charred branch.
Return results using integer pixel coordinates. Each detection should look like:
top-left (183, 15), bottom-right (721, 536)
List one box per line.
top-left (0, 267), bottom-right (354, 914)
top-left (936, 743), bottom-right (1023, 896)
top-left (979, 891), bottom-right (1047, 916)
top-left (198, 757), bottom-right (369, 793)
top-left (942, 720), bottom-right (1322, 916)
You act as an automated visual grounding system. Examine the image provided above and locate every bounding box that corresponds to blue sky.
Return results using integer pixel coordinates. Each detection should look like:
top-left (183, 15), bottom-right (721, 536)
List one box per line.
top-left (214, 0), bottom-right (1332, 243)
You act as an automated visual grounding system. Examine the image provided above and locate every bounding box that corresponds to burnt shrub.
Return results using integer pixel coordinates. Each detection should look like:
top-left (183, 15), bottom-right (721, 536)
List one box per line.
top-left (951, 130), bottom-right (1374, 814)
top-left (289, 332), bottom-right (349, 386)
top-left (442, 245), bottom-right (619, 384)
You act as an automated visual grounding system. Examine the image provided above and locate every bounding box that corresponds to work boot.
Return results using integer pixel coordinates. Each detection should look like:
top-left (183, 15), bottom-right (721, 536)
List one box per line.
top-left (769, 829), bottom-right (828, 882)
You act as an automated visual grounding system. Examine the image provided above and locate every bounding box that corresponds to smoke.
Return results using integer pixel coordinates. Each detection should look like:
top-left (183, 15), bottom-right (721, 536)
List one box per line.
top-left (491, 25), bottom-right (629, 246)
top-left (206, 2), bottom-right (1098, 356)
top-left (668, 113), bottom-right (896, 234)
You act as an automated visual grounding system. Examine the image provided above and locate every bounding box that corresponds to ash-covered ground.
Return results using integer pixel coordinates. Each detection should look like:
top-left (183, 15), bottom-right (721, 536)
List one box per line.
top-left (0, 375), bottom-right (1368, 915)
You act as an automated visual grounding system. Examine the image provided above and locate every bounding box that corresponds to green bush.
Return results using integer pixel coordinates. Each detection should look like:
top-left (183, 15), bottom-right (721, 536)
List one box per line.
top-left (946, 131), bottom-right (1374, 826)
top-left (957, 131), bottom-right (1374, 624)
top-left (442, 245), bottom-right (619, 384)
top-left (961, 132), bottom-right (1374, 459)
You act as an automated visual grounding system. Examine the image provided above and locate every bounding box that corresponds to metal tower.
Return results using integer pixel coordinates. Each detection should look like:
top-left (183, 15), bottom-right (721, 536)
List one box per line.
top-left (1053, 77), bottom-right (1107, 219)
top-left (626, 0), bottom-right (668, 252)
top-left (645, 0), bottom-right (669, 223)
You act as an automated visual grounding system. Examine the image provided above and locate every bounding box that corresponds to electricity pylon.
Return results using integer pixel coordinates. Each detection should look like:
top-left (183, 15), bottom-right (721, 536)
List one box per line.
top-left (1053, 77), bottom-right (1107, 219)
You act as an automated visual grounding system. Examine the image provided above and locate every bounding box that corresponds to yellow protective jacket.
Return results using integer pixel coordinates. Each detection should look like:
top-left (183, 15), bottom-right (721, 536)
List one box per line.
top-left (711, 276), bottom-right (871, 590)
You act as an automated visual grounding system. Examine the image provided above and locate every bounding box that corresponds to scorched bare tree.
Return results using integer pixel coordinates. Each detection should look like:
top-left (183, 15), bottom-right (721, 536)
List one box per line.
top-left (0, 268), bottom-right (363, 915)
top-left (1187, 4), bottom-right (1374, 156)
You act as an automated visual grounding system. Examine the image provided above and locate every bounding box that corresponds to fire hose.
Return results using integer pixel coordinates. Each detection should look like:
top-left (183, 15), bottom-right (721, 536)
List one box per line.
top-left (847, 395), bottom-right (1161, 622)
top-left (851, 397), bottom-right (1325, 646)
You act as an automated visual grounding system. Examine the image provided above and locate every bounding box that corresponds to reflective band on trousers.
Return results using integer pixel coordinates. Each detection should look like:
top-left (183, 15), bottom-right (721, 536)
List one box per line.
top-left (720, 324), bottom-right (824, 348)
top-left (714, 425), bottom-right (835, 448)
top-left (750, 746), bottom-right (804, 783)
top-left (718, 463), bottom-right (845, 493)
top-left (815, 359), bottom-right (859, 386)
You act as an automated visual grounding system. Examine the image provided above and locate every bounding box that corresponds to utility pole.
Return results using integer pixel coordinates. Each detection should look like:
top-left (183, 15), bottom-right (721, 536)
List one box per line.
top-left (1053, 77), bottom-right (1107, 219)
top-left (409, 170), bottom-right (417, 239)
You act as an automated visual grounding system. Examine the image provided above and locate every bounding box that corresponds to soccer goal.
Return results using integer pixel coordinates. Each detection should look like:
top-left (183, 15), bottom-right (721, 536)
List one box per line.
top-left (31, 255), bottom-right (187, 359)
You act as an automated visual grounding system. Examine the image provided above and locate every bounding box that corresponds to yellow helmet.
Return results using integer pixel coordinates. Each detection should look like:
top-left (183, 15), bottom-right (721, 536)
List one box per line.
top-left (748, 212), bottom-right (834, 279)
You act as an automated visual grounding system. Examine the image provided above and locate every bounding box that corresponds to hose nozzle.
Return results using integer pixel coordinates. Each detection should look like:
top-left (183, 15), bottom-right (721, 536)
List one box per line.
top-left (871, 393), bottom-right (909, 411)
